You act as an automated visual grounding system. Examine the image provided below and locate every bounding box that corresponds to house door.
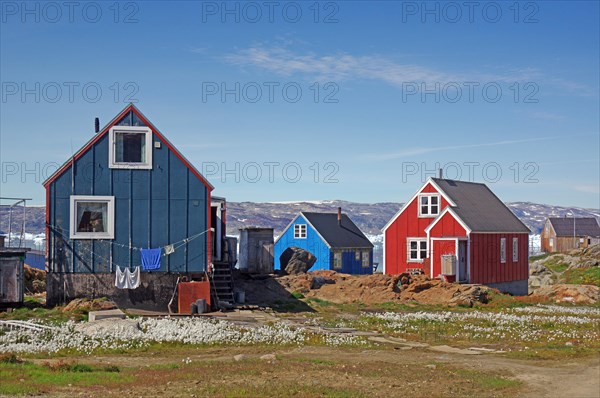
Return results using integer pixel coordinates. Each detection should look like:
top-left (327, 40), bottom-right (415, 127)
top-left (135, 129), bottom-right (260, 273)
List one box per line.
top-left (432, 240), bottom-right (456, 278)
top-left (458, 241), bottom-right (467, 282)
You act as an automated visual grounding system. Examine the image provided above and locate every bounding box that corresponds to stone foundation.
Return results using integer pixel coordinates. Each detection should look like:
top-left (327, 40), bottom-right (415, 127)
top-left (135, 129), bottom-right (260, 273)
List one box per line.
top-left (485, 279), bottom-right (529, 296)
top-left (46, 272), bottom-right (198, 310)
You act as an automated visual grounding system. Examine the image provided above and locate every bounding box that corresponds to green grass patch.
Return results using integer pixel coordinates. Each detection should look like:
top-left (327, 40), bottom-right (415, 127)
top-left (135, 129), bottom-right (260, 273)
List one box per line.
top-left (543, 256), bottom-right (570, 273)
top-left (456, 369), bottom-right (522, 390)
top-left (0, 361), bottom-right (132, 396)
top-left (563, 267), bottom-right (600, 286)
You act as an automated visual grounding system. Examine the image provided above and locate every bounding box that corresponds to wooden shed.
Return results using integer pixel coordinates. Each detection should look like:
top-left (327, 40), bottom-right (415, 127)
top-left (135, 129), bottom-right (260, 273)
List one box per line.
top-left (238, 227), bottom-right (274, 274)
top-left (541, 217), bottom-right (600, 253)
top-left (0, 248), bottom-right (29, 306)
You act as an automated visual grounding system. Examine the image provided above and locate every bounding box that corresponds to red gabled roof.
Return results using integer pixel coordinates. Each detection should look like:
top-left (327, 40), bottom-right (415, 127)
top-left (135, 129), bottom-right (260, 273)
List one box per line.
top-left (43, 104), bottom-right (214, 191)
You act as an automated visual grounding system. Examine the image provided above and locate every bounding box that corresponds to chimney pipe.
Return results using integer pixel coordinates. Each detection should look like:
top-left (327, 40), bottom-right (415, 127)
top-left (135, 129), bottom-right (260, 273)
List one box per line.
top-left (94, 118), bottom-right (100, 133)
top-left (337, 207), bottom-right (341, 225)
top-left (438, 168), bottom-right (443, 179)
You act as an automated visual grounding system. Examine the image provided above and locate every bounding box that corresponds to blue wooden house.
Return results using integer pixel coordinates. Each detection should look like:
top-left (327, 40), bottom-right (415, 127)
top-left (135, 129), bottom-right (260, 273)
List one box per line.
top-left (274, 209), bottom-right (374, 274)
top-left (43, 104), bottom-right (222, 308)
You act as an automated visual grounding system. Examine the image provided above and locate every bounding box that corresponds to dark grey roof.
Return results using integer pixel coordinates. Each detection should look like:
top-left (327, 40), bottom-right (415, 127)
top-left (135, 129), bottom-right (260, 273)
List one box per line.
top-left (301, 212), bottom-right (374, 249)
top-left (548, 217), bottom-right (600, 237)
top-left (431, 178), bottom-right (531, 233)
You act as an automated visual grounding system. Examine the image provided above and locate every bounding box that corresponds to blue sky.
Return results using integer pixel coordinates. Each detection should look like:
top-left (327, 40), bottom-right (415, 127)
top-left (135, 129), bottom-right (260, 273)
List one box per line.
top-left (1, 1), bottom-right (599, 208)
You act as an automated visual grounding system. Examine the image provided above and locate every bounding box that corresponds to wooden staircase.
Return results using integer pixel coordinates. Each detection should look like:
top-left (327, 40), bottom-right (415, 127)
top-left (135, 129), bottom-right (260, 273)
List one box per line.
top-left (210, 261), bottom-right (235, 307)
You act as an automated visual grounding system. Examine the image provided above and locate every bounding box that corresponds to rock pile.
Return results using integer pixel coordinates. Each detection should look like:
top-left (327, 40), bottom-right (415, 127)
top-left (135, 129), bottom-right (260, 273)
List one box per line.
top-left (531, 284), bottom-right (599, 305)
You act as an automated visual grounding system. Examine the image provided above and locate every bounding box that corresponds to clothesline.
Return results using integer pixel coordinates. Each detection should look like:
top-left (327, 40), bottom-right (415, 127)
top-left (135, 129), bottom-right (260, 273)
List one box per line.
top-left (49, 233), bottom-right (207, 272)
top-left (47, 225), bottom-right (211, 253)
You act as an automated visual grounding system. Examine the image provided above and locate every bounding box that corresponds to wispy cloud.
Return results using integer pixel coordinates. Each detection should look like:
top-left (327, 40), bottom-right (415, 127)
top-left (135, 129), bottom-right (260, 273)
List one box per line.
top-left (363, 136), bottom-right (561, 161)
top-left (574, 184), bottom-right (600, 194)
top-left (223, 46), bottom-right (540, 86)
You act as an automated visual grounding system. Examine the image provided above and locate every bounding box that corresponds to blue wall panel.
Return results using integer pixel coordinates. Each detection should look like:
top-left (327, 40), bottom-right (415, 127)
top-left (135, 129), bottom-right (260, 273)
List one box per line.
top-left (49, 126), bottom-right (210, 274)
top-left (273, 215), bottom-right (332, 271)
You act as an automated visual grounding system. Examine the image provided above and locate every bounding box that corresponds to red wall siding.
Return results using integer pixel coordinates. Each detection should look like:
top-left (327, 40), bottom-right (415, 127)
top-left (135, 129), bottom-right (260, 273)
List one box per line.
top-left (385, 183), bottom-right (450, 275)
top-left (470, 233), bottom-right (529, 284)
top-left (428, 211), bottom-right (467, 237)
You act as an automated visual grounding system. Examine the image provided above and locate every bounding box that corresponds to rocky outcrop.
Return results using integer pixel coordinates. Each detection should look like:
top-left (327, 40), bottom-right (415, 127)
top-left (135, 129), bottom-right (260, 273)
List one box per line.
top-left (280, 247), bottom-right (317, 275)
top-left (531, 284), bottom-right (599, 305)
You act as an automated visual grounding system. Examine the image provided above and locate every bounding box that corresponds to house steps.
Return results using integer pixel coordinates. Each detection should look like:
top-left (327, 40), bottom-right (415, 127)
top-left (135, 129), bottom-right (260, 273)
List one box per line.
top-left (210, 261), bottom-right (235, 307)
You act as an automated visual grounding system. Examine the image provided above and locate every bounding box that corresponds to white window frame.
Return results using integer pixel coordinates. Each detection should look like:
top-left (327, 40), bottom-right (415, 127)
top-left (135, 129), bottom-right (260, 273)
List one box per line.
top-left (549, 237), bottom-right (554, 247)
top-left (333, 251), bottom-right (342, 270)
top-left (500, 238), bottom-right (507, 263)
top-left (108, 126), bottom-right (153, 169)
top-left (418, 194), bottom-right (440, 217)
top-left (70, 195), bottom-right (115, 239)
top-left (362, 250), bottom-right (370, 268)
top-left (407, 238), bottom-right (428, 262)
top-left (512, 237), bottom-right (518, 262)
top-left (294, 224), bottom-right (307, 239)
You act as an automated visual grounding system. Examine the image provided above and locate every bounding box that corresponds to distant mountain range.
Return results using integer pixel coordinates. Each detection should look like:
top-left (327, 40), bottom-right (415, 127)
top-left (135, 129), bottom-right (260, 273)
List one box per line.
top-left (2, 201), bottom-right (599, 238)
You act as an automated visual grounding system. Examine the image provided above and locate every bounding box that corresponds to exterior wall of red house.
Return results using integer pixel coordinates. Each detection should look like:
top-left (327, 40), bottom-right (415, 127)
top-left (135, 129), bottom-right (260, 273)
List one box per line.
top-left (384, 183), bottom-right (451, 275)
top-left (469, 233), bottom-right (529, 284)
top-left (428, 211), bottom-right (467, 237)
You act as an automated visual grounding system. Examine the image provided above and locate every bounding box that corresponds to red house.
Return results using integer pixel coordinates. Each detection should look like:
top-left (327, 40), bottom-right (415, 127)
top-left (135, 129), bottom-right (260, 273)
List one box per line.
top-left (382, 178), bottom-right (530, 295)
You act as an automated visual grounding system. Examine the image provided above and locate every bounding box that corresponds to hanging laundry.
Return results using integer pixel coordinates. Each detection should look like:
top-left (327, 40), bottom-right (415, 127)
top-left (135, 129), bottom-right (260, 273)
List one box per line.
top-left (115, 266), bottom-right (127, 289)
top-left (141, 248), bottom-right (162, 270)
top-left (126, 266), bottom-right (141, 289)
top-left (114, 266), bottom-right (141, 289)
top-left (164, 244), bottom-right (175, 255)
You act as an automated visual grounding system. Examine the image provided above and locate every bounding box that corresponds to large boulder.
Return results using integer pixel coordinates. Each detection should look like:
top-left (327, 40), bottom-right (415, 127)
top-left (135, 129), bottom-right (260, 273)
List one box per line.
top-left (280, 247), bottom-right (317, 275)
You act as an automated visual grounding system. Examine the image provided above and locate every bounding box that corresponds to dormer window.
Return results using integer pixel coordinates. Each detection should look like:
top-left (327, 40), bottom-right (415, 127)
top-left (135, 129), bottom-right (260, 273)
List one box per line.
top-left (109, 126), bottom-right (152, 169)
top-left (418, 194), bottom-right (440, 217)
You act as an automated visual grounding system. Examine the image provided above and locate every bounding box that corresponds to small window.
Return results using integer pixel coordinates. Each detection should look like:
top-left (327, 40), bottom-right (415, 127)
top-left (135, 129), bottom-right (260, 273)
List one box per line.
top-left (362, 250), bottom-right (370, 268)
top-left (512, 237), bottom-right (518, 262)
top-left (355, 251), bottom-right (361, 261)
top-left (418, 194), bottom-right (440, 217)
top-left (109, 126), bottom-right (152, 169)
top-left (549, 237), bottom-right (554, 247)
top-left (294, 224), bottom-right (307, 239)
top-left (500, 238), bottom-right (506, 263)
top-left (333, 252), bottom-right (342, 270)
top-left (70, 196), bottom-right (115, 239)
top-left (408, 239), bottom-right (427, 261)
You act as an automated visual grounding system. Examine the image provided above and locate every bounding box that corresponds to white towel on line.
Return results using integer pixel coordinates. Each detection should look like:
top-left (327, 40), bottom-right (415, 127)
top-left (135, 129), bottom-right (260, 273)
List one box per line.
top-left (115, 266), bottom-right (140, 289)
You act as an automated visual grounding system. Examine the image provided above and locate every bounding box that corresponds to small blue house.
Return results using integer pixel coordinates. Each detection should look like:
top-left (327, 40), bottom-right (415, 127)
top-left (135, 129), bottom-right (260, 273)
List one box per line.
top-left (43, 104), bottom-right (222, 308)
top-left (274, 209), bottom-right (374, 274)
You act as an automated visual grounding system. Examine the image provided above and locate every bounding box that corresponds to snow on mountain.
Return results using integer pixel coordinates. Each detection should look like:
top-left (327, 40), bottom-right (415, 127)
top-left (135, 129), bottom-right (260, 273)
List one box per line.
top-left (2, 200), bottom-right (597, 261)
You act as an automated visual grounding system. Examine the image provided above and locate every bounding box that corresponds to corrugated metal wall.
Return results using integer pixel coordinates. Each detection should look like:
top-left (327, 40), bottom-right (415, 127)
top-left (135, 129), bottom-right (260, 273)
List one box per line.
top-left (48, 116), bottom-right (209, 274)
